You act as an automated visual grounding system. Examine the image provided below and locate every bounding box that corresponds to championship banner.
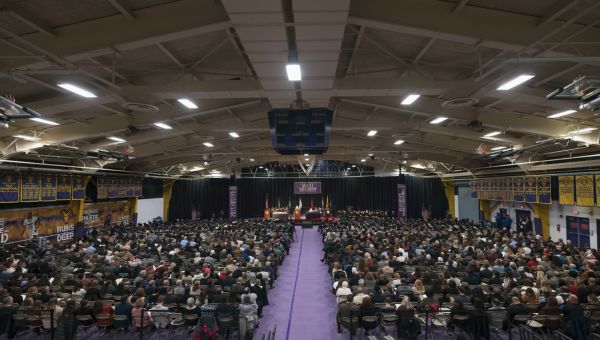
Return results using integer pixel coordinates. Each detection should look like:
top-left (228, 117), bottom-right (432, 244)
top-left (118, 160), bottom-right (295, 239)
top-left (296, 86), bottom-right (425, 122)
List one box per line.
top-left (0, 174), bottom-right (19, 203)
top-left (495, 178), bottom-right (503, 200)
top-left (83, 201), bottom-right (132, 228)
top-left (126, 177), bottom-right (135, 197)
top-left (40, 174), bottom-right (57, 201)
top-left (135, 178), bottom-right (143, 197)
top-left (576, 175), bottom-right (595, 206)
top-left (57, 175), bottom-right (71, 200)
top-left (107, 177), bottom-right (118, 198)
top-left (228, 186), bottom-right (237, 221)
top-left (559, 176), bottom-right (575, 205)
top-left (596, 175), bottom-right (600, 207)
top-left (397, 184), bottom-right (407, 219)
top-left (513, 177), bottom-right (525, 202)
top-left (96, 176), bottom-right (108, 199)
top-left (470, 179), bottom-right (477, 198)
top-left (20, 174), bottom-right (40, 202)
top-left (116, 177), bottom-right (127, 197)
top-left (294, 182), bottom-right (321, 195)
top-left (72, 175), bottom-right (86, 199)
top-left (504, 177), bottom-right (514, 201)
top-left (0, 205), bottom-right (76, 244)
top-left (524, 176), bottom-right (538, 203)
top-left (537, 176), bottom-right (551, 204)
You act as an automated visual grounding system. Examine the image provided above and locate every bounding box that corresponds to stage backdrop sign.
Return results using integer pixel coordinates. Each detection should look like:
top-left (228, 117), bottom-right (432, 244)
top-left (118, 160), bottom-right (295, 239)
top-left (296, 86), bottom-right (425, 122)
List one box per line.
top-left (83, 201), bottom-right (131, 228)
top-left (559, 176), bottom-right (575, 205)
top-left (397, 184), bottom-right (407, 220)
top-left (0, 205), bottom-right (77, 244)
top-left (294, 182), bottom-right (321, 195)
top-left (229, 186), bottom-right (237, 221)
top-left (576, 175), bottom-right (595, 206)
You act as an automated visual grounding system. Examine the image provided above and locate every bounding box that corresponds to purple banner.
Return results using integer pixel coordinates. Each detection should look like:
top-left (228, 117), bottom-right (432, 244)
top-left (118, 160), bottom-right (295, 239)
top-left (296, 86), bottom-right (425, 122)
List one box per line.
top-left (398, 184), bottom-right (407, 220)
top-left (294, 182), bottom-right (321, 195)
top-left (229, 186), bottom-right (237, 222)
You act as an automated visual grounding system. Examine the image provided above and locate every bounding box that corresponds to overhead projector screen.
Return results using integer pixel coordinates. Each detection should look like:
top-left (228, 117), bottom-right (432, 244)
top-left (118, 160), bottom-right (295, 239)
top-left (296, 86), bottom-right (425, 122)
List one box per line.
top-left (137, 197), bottom-right (163, 224)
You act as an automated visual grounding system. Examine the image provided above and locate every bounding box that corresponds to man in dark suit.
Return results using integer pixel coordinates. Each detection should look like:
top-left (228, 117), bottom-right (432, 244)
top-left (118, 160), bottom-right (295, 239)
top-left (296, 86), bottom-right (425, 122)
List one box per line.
top-left (337, 294), bottom-right (359, 334)
top-left (507, 296), bottom-right (528, 327)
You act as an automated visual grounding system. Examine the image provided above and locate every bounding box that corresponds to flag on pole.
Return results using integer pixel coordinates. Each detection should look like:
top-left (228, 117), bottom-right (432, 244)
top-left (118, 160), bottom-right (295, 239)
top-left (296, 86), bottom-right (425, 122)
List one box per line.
top-left (310, 196), bottom-right (314, 209)
top-left (288, 197), bottom-right (292, 210)
top-left (265, 195), bottom-right (269, 210)
top-left (321, 196), bottom-right (324, 208)
top-left (277, 197), bottom-right (281, 208)
top-left (326, 195), bottom-right (330, 210)
top-left (299, 197), bottom-right (302, 209)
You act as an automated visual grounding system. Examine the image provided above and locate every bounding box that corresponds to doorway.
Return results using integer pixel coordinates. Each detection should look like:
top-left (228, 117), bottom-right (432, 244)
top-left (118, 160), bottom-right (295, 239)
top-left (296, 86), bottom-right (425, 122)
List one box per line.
top-left (515, 209), bottom-right (531, 232)
top-left (567, 216), bottom-right (590, 248)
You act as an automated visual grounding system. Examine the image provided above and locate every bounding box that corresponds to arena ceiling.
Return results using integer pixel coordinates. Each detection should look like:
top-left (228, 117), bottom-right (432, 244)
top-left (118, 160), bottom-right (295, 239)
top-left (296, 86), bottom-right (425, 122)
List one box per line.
top-left (0, 0), bottom-right (600, 178)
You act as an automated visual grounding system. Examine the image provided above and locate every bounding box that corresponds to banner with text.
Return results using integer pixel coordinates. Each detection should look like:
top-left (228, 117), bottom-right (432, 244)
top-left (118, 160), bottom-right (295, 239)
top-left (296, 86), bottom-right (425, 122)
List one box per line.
top-left (56, 175), bottom-right (71, 200)
top-left (294, 182), bottom-right (322, 195)
top-left (82, 201), bottom-right (132, 228)
top-left (397, 184), bottom-right (407, 220)
top-left (20, 174), bottom-right (40, 202)
top-left (576, 175), bottom-right (595, 206)
top-left (513, 177), bottom-right (525, 202)
top-left (559, 176), bottom-right (575, 205)
top-left (537, 176), bottom-right (551, 204)
top-left (40, 174), bottom-right (57, 201)
top-left (524, 176), bottom-right (538, 203)
top-left (0, 205), bottom-right (77, 244)
top-left (229, 186), bottom-right (237, 221)
top-left (0, 174), bottom-right (19, 203)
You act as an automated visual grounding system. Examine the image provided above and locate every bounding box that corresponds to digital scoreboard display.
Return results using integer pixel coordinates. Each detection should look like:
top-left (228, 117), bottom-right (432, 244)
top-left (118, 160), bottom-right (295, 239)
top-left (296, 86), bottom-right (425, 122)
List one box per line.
top-left (268, 108), bottom-right (333, 155)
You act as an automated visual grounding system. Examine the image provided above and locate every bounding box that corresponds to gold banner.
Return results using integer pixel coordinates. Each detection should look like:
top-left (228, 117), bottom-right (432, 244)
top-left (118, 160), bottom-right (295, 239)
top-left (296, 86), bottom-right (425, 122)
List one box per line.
top-left (576, 175), bottom-right (595, 206)
top-left (559, 176), bottom-right (575, 205)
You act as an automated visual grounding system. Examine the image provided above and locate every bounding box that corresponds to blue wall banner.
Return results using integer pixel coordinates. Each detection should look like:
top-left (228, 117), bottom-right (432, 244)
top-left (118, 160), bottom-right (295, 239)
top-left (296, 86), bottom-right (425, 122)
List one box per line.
top-left (294, 182), bottom-right (321, 195)
top-left (20, 174), bottom-right (40, 202)
top-left (40, 174), bottom-right (57, 201)
top-left (229, 186), bottom-right (237, 221)
top-left (72, 175), bottom-right (86, 199)
top-left (57, 175), bottom-right (71, 200)
top-left (524, 176), bottom-right (538, 203)
top-left (537, 176), bottom-right (551, 204)
top-left (135, 178), bottom-right (142, 197)
top-left (0, 174), bottom-right (19, 203)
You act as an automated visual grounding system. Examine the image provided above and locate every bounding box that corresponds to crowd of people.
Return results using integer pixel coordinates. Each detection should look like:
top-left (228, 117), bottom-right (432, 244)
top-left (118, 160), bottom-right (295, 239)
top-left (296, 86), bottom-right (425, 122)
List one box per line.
top-left (323, 212), bottom-right (598, 339)
top-left (0, 219), bottom-right (294, 339)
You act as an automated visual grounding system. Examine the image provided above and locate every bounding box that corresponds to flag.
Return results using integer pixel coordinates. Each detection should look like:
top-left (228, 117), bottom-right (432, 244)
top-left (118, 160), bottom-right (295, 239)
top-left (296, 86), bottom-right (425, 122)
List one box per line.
top-left (326, 195), bottom-right (330, 210)
top-left (310, 196), bottom-right (314, 209)
top-left (321, 196), bottom-right (324, 208)
top-left (288, 197), bottom-right (291, 210)
top-left (265, 195), bottom-right (269, 210)
top-left (299, 197), bottom-right (302, 209)
top-left (277, 197), bottom-right (281, 208)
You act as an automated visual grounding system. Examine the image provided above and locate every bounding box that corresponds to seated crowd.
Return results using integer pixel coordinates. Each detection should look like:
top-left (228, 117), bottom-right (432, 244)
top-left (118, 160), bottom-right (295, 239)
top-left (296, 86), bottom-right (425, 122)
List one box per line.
top-left (323, 212), bottom-right (597, 339)
top-left (0, 219), bottom-right (294, 339)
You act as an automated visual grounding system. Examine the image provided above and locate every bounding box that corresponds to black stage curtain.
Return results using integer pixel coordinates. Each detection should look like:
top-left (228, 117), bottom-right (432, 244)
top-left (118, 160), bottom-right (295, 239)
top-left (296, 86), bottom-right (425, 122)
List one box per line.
top-left (168, 176), bottom-right (448, 221)
top-left (168, 178), bottom-right (230, 221)
top-left (403, 175), bottom-right (449, 219)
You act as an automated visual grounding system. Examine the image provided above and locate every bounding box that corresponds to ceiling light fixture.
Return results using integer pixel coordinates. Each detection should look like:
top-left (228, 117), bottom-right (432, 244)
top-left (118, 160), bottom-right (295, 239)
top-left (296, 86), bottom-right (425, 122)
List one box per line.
top-left (429, 116), bottom-right (448, 124)
top-left (177, 98), bottom-right (198, 109)
top-left (394, 139), bottom-right (405, 145)
top-left (368, 153), bottom-right (374, 157)
top-left (569, 127), bottom-right (598, 134)
top-left (286, 64), bottom-right (301, 81)
top-left (483, 131), bottom-right (502, 138)
top-left (259, 166), bottom-right (264, 169)
top-left (367, 130), bottom-right (378, 136)
top-left (107, 136), bottom-right (126, 143)
top-left (352, 164), bottom-right (357, 168)
top-left (497, 74), bottom-right (535, 91)
top-left (203, 142), bottom-right (214, 147)
top-left (303, 153), bottom-right (309, 156)
top-left (229, 132), bottom-right (240, 138)
top-left (29, 117), bottom-right (59, 126)
top-left (401, 94), bottom-right (420, 105)
top-left (491, 146), bottom-right (507, 151)
top-left (153, 122), bottom-right (172, 130)
top-left (304, 158), bottom-right (309, 161)
top-left (249, 158), bottom-right (255, 162)
top-left (189, 167), bottom-right (205, 172)
top-left (57, 83), bottom-right (97, 98)
top-left (14, 134), bottom-right (40, 141)
top-left (547, 109), bottom-right (577, 119)
top-left (360, 159), bottom-right (366, 162)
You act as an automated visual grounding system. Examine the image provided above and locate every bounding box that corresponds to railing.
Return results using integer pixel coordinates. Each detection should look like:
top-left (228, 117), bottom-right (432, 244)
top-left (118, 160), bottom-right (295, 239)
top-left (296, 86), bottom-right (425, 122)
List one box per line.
top-left (260, 325), bottom-right (276, 340)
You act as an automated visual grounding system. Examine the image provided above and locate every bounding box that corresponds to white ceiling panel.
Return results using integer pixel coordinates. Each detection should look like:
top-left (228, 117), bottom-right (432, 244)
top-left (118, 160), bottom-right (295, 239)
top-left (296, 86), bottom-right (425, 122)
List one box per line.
top-left (227, 13), bottom-right (284, 25)
top-left (251, 62), bottom-right (287, 78)
top-left (301, 61), bottom-right (339, 77)
top-left (294, 12), bottom-right (348, 24)
top-left (297, 40), bottom-right (343, 52)
top-left (243, 41), bottom-right (289, 52)
top-left (235, 26), bottom-right (287, 41)
top-left (301, 79), bottom-right (335, 89)
top-left (292, 0), bottom-right (350, 11)
top-left (295, 24), bottom-right (346, 40)
top-left (222, 0), bottom-right (282, 13)
top-left (260, 79), bottom-right (296, 90)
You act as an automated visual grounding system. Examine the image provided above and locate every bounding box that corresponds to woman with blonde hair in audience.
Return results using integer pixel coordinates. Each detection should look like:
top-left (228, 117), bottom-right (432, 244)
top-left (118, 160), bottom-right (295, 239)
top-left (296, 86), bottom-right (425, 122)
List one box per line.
top-left (412, 279), bottom-right (426, 300)
top-left (131, 297), bottom-right (153, 330)
top-left (536, 271), bottom-right (548, 285)
top-left (522, 287), bottom-right (539, 304)
top-left (396, 296), bottom-right (415, 318)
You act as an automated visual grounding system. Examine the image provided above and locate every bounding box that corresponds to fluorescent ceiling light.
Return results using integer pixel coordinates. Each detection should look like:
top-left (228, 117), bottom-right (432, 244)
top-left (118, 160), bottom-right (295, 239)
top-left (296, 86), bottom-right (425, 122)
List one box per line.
top-left (249, 158), bottom-right (255, 162)
top-left (547, 110), bottom-right (577, 119)
top-left (497, 74), bottom-right (535, 91)
top-left (203, 161), bottom-right (208, 165)
top-left (569, 127), bottom-right (598, 134)
top-left (189, 167), bottom-right (205, 172)
top-left (304, 158), bottom-right (309, 161)
top-left (483, 131), bottom-right (502, 138)
top-left (394, 139), bottom-right (405, 145)
top-left (491, 146), bottom-right (507, 151)
top-left (177, 98), bottom-right (198, 109)
top-left (360, 159), bottom-right (366, 162)
top-left (14, 134), bottom-right (40, 141)
top-left (57, 83), bottom-right (97, 98)
top-left (413, 163), bottom-right (426, 169)
top-left (367, 130), bottom-right (378, 136)
top-left (368, 153), bottom-right (374, 157)
top-left (286, 64), bottom-right (301, 81)
top-left (107, 136), bottom-right (126, 143)
top-left (210, 169), bottom-right (220, 173)
top-left (153, 122), bottom-right (172, 130)
top-left (304, 153), bottom-right (309, 156)
top-left (352, 165), bottom-right (357, 168)
top-left (259, 166), bottom-right (264, 169)
top-left (203, 142), bottom-right (214, 147)
top-left (402, 160), bottom-right (407, 164)
top-left (430, 117), bottom-right (448, 124)
top-left (29, 117), bottom-right (59, 126)
top-left (229, 132), bottom-right (240, 138)
top-left (401, 94), bottom-right (420, 105)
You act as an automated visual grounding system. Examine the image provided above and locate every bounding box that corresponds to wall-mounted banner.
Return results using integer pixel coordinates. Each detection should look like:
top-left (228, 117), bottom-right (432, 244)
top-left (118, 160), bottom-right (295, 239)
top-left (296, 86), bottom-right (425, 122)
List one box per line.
top-left (40, 174), bottom-right (57, 201)
top-left (559, 176), bottom-right (575, 205)
top-left (576, 175), bottom-right (595, 206)
top-left (0, 205), bottom-right (77, 244)
top-left (96, 176), bottom-right (108, 199)
top-left (503, 177), bottom-right (514, 201)
top-left (229, 186), bottom-right (237, 221)
top-left (135, 178), bottom-right (142, 197)
top-left (72, 175), bottom-right (86, 199)
top-left (107, 177), bottom-right (118, 198)
top-left (397, 184), bottom-right (407, 220)
top-left (20, 174), bottom-right (40, 202)
top-left (596, 176), bottom-right (600, 208)
top-left (294, 182), bottom-right (322, 195)
top-left (513, 177), bottom-right (525, 202)
top-left (470, 179), bottom-right (477, 198)
top-left (57, 175), bottom-right (71, 200)
top-left (0, 174), bottom-right (19, 203)
top-left (126, 177), bottom-right (135, 197)
top-left (83, 201), bottom-right (132, 228)
top-left (537, 176), bottom-right (551, 204)
top-left (524, 176), bottom-right (538, 203)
